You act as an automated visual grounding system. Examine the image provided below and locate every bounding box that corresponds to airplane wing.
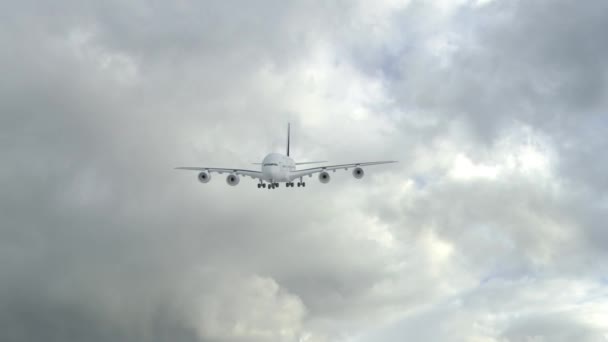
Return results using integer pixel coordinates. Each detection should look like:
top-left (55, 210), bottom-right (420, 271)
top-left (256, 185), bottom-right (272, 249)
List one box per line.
top-left (289, 161), bottom-right (397, 179)
top-left (175, 167), bottom-right (263, 180)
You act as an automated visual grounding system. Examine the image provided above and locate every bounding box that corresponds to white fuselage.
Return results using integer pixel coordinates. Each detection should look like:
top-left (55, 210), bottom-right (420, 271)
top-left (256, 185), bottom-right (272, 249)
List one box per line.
top-left (261, 153), bottom-right (296, 182)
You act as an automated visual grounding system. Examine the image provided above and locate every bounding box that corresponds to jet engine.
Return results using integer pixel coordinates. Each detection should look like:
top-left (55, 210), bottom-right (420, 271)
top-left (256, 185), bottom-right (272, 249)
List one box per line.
top-left (352, 167), bottom-right (364, 179)
top-left (198, 171), bottom-right (211, 183)
top-left (226, 174), bottom-right (240, 186)
top-left (319, 171), bottom-right (331, 184)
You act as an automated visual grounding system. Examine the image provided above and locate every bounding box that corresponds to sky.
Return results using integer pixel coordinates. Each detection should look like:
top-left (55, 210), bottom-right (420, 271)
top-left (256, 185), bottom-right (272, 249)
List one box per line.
top-left (1, 0), bottom-right (607, 341)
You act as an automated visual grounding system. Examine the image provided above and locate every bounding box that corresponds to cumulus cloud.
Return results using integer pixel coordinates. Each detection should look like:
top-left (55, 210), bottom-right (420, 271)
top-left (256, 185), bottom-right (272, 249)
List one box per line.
top-left (1, 0), bottom-right (607, 341)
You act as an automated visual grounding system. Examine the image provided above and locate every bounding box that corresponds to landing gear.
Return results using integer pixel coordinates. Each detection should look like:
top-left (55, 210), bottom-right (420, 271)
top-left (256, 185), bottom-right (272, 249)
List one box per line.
top-left (296, 177), bottom-right (306, 187)
top-left (259, 182), bottom-right (305, 189)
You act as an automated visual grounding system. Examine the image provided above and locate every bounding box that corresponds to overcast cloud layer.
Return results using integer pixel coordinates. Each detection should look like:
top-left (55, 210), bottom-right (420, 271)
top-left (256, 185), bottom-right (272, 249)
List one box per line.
top-left (1, 0), bottom-right (607, 341)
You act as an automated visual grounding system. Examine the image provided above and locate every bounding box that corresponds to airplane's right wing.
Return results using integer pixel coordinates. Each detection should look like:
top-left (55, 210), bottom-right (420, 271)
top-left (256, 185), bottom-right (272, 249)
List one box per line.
top-left (175, 167), bottom-right (264, 181)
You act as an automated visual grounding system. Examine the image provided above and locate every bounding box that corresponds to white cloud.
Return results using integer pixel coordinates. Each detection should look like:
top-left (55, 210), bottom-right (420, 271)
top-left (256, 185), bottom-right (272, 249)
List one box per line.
top-left (1, 0), bottom-right (607, 341)
top-left (65, 28), bottom-right (140, 85)
top-left (179, 272), bottom-right (308, 341)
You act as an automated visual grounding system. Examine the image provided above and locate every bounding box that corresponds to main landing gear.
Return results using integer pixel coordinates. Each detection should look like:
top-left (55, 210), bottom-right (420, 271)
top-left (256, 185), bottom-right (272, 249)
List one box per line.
top-left (259, 182), bottom-right (279, 190)
top-left (297, 177), bottom-right (306, 187)
top-left (257, 181), bottom-right (305, 189)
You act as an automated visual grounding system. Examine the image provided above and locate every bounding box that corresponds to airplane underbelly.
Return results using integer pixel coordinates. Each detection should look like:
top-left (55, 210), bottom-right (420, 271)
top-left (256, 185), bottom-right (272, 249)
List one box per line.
top-left (278, 172), bottom-right (290, 182)
top-left (262, 168), bottom-right (272, 181)
top-left (263, 167), bottom-right (286, 182)
top-left (274, 169), bottom-right (288, 182)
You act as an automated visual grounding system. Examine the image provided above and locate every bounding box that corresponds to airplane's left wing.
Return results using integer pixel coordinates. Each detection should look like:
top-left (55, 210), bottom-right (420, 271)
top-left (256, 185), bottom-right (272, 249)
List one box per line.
top-left (175, 167), bottom-right (263, 180)
top-left (289, 161), bottom-right (397, 179)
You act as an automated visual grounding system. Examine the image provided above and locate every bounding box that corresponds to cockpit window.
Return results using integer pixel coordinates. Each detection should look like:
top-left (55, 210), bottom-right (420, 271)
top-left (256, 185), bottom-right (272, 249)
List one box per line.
top-left (263, 163), bottom-right (279, 166)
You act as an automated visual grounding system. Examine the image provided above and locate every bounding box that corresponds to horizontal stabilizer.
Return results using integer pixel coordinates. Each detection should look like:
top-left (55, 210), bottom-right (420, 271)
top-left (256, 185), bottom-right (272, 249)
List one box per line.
top-left (295, 161), bottom-right (328, 165)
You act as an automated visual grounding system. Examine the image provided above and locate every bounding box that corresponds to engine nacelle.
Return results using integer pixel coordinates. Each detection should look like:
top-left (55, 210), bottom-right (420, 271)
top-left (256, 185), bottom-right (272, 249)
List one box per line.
top-left (352, 167), bottom-right (364, 179)
top-left (226, 174), bottom-right (240, 186)
top-left (319, 171), bottom-right (331, 184)
top-left (198, 171), bottom-right (211, 183)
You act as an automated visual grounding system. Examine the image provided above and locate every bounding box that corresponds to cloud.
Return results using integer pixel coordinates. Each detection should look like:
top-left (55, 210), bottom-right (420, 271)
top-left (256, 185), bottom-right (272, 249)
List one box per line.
top-left (1, 0), bottom-right (607, 341)
top-left (358, 278), bottom-right (608, 342)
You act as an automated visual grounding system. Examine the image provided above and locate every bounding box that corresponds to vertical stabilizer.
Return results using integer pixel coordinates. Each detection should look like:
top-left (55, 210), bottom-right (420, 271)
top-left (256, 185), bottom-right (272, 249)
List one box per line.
top-left (286, 123), bottom-right (291, 157)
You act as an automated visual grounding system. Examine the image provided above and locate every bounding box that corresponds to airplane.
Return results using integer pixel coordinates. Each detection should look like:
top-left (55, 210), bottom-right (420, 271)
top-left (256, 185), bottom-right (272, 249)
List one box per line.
top-left (176, 124), bottom-right (397, 189)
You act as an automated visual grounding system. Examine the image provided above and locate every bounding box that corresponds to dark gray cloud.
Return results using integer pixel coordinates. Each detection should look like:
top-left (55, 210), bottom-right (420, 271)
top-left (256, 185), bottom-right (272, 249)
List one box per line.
top-left (1, 0), bottom-right (607, 341)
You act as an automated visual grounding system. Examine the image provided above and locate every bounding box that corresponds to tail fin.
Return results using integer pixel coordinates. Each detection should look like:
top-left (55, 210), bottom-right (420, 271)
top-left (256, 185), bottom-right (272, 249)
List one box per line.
top-left (287, 123), bottom-right (291, 157)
